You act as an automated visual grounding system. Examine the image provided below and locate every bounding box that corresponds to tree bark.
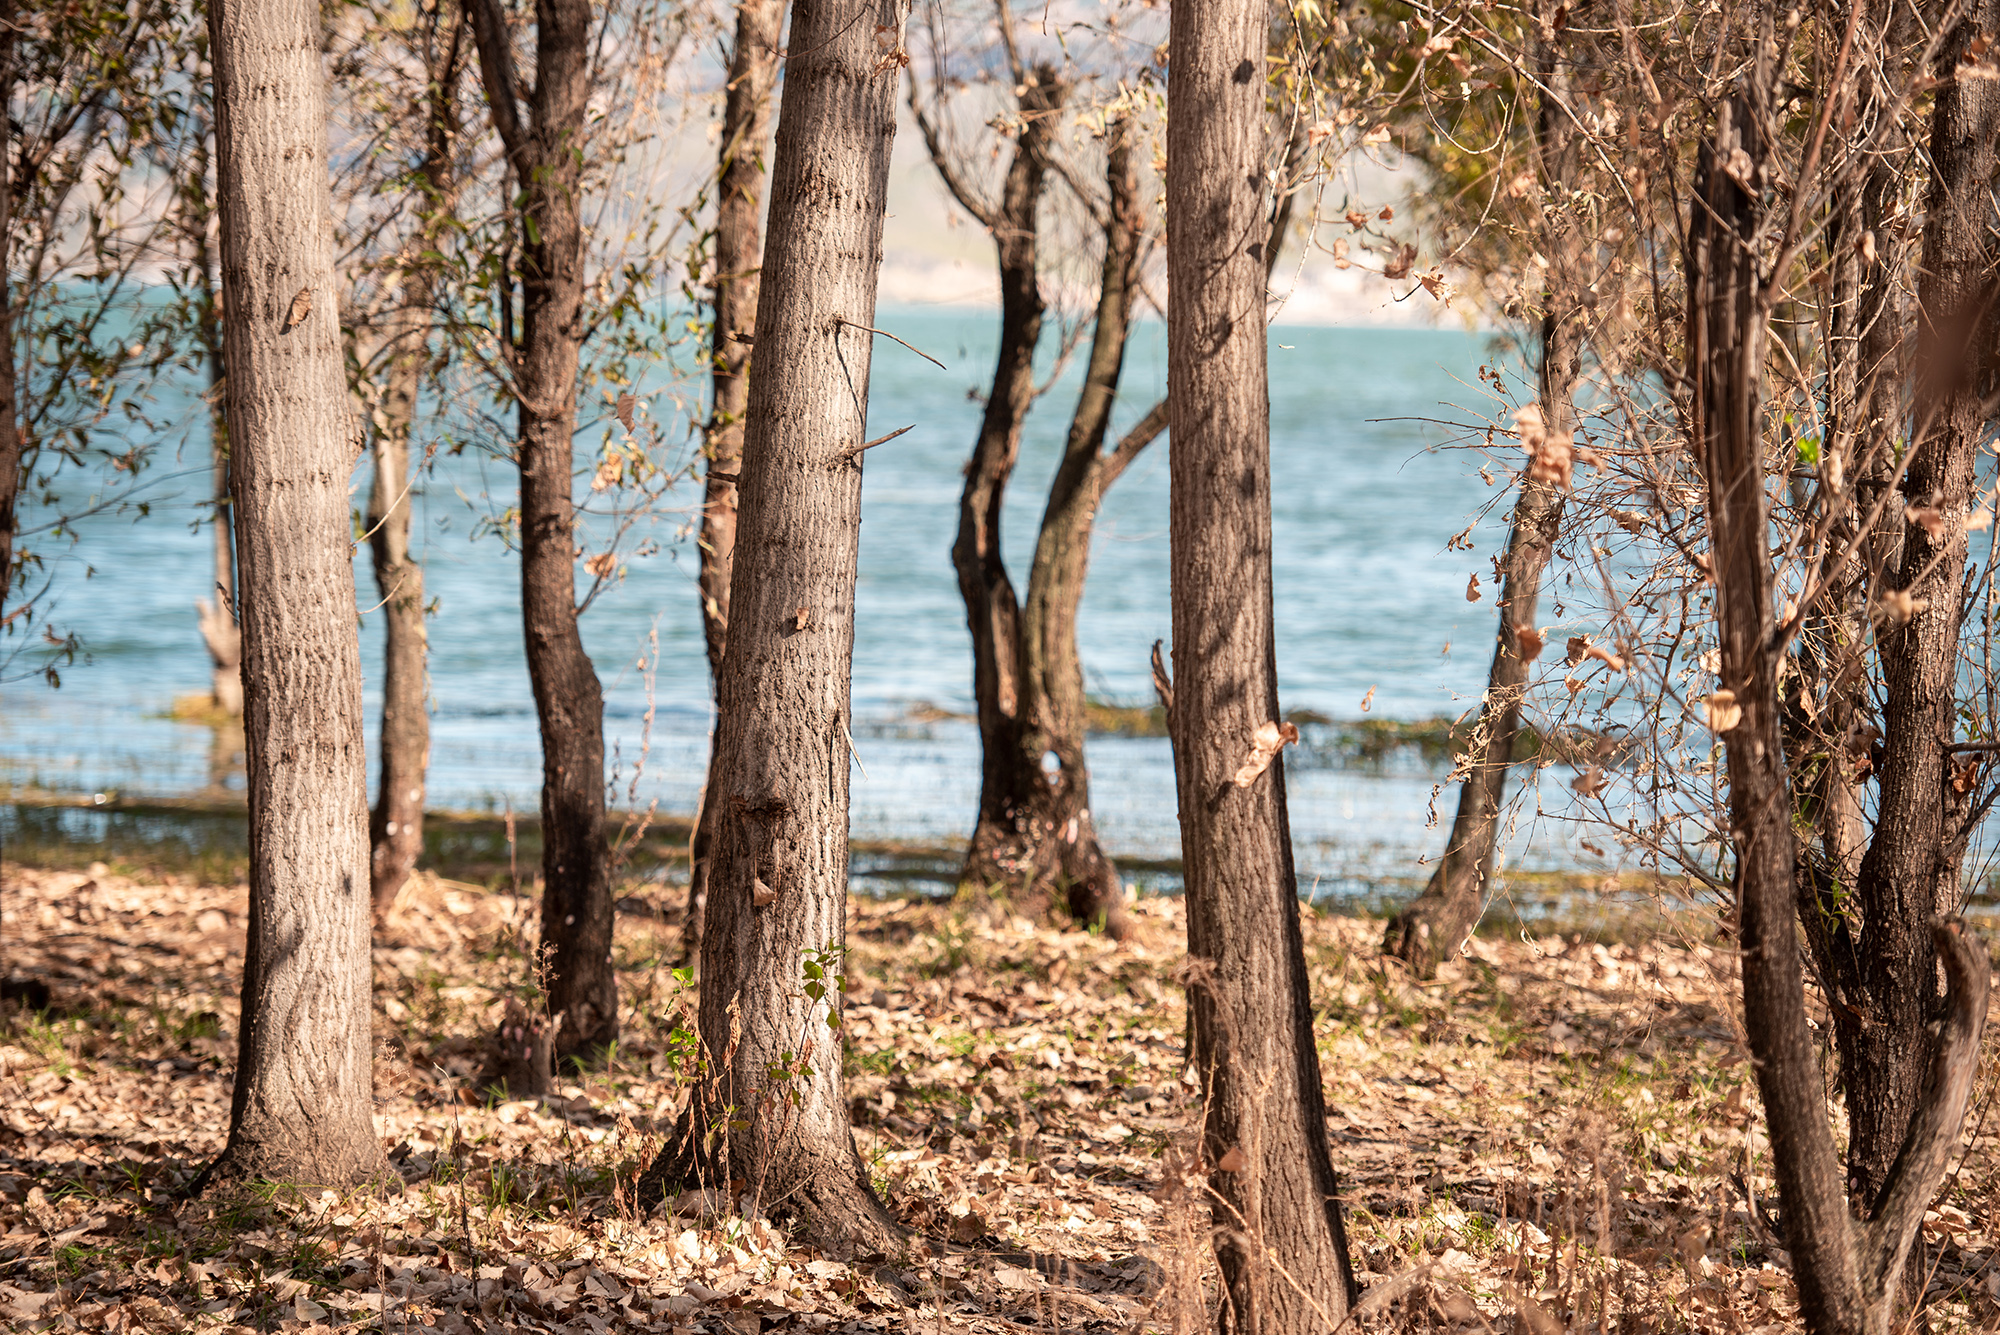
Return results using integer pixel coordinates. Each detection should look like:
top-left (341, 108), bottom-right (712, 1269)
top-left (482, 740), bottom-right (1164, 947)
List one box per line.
top-left (646, 0), bottom-right (910, 1257)
top-left (469, 0), bottom-right (617, 1063)
top-left (197, 0), bottom-right (384, 1190)
top-left (365, 9), bottom-right (461, 918)
top-left (0, 0), bottom-right (19, 634)
top-left (1385, 24), bottom-right (1576, 976)
top-left (685, 0), bottom-right (783, 971)
top-left (1166, 1), bottom-right (1355, 1327)
top-left (1692, 88), bottom-right (1989, 1335)
top-left (188, 129), bottom-right (244, 719)
top-left (1843, 0), bottom-right (2000, 1211)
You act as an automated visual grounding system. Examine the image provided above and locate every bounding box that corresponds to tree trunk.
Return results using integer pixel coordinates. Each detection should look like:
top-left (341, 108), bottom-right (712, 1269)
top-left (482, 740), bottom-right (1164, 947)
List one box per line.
top-left (1384, 26), bottom-right (1577, 976)
top-left (686, 0), bottom-right (783, 971)
top-left (366, 293), bottom-right (432, 916)
top-left (1010, 121), bottom-right (1148, 938)
top-left (1693, 87), bottom-right (1989, 1335)
top-left (1843, 0), bottom-right (1999, 1213)
top-left (939, 67), bottom-right (1080, 919)
top-left (190, 146), bottom-right (244, 719)
top-left (648, 0), bottom-right (910, 1257)
top-left (197, 0), bottom-right (384, 1190)
top-left (365, 12), bottom-right (460, 918)
top-left (469, 0), bottom-right (617, 1064)
top-left (1165, 0), bottom-right (1355, 1327)
top-left (0, 0), bottom-right (18, 634)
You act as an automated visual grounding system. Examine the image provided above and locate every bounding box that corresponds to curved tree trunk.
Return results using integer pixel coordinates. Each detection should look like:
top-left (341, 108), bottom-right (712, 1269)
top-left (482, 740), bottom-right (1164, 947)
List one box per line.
top-left (365, 11), bottom-right (460, 918)
top-left (645, 0), bottom-right (910, 1257)
top-left (469, 0), bottom-right (617, 1063)
top-left (1844, 0), bottom-right (1999, 1211)
top-left (1385, 18), bottom-right (1575, 977)
top-left (685, 0), bottom-right (783, 971)
top-left (1166, 0), bottom-right (1355, 1327)
top-left (1009, 122), bottom-right (1147, 937)
top-left (198, 0), bottom-right (384, 1190)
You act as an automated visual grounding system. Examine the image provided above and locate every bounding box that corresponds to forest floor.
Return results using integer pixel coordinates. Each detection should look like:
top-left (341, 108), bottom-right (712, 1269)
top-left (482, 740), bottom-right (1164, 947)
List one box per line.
top-left (4, 863), bottom-right (2000, 1333)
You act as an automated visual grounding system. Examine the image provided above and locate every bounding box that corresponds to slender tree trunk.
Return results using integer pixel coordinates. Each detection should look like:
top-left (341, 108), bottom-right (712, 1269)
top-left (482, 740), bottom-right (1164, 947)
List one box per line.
top-left (1011, 122), bottom-right (1147, 938)
top-left (191, 151), bottom-right (244, 719)
top-left (1693, 87), bottom-right (1989, 1335)
top-left (1385, 23), bottom-right (1577, 975)
top-left (944, 68), bottom-right (1077, 918)
top-left (649, 0), bottom-right (910, 1257)
top-left (1166, 1), bottom-right (1355, 1327)
top-left (198, 0), bottom-right (384, 1189)
top-left (366, 13), bottom-right (460, 918)
top-left (686, 0), bottom-right (783, 970)
top-left (469, 0), bottom-right (617, 1063)
top-left (366, 292), bottom-right (433, 916)
top-left (0, 0), bottom-right (19, 633)
top-left (1844, 0), bottom-right (2000, 1211)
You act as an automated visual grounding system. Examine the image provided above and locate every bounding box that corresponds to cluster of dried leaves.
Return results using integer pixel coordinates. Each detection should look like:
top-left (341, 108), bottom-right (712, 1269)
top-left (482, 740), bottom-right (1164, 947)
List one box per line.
top-left (4, 862), bottom-right (2000, 1332)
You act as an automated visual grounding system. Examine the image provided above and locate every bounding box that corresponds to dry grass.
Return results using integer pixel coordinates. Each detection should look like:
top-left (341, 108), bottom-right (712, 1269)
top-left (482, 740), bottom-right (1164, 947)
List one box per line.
top-left (3, 862), bottom-right (1999, 1332)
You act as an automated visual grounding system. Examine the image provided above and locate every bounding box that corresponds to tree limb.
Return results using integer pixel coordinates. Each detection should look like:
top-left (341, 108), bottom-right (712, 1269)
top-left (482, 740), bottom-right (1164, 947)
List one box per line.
top-left (465, 0), bottom-right (527, 167)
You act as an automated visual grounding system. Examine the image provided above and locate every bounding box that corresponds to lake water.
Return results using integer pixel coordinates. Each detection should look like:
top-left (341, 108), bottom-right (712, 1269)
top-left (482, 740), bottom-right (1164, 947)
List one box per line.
top-left (1, 309), bottom-right (1608, 903)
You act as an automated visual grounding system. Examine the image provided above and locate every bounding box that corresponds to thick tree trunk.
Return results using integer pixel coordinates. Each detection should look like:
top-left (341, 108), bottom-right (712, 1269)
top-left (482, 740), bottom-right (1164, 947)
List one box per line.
top-left (198, 0), bottom-right (384, 1190)
top-left (1386, 22), bottom-right (1577, 977)
top-left (1843, 0), bottom-right (1999, 1211)
top-left (469, 0), bottom-right (617, 1063)
top-left (686, 0), bottom-right (783, 970)
top-left (366, 294), bottom-right (432, 916)
top-left (1166, 1), bottom-right (1355, 1328)
top-left (648, 0), bottom-right (910, 1257)
top-left (1693, 88), bottom-right (1989, 1335)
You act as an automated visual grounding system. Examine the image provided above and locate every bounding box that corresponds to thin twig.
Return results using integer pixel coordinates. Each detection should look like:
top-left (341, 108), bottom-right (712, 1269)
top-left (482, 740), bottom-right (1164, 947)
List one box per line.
top-left (833, 318), bottom-right (946, 369)
top-left (846, 424), bottom-right (914, 458)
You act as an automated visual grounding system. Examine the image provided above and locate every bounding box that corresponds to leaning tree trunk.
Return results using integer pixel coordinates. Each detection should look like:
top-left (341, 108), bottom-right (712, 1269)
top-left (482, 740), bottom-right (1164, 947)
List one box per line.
top-left (197, 0), bottom-right (385, 1189)
top-left (1693, 87), bottom-right (1988, 1335)
top-left (1165, 0), bottom-right (1355, 1327)
top-left (1843, 0), bottom-right (2000, 1214)
top-left (685, 0), bottom-right (783, 970)
top-left (645, 0), bottom-right (910, 1258)
top-left (469, 0), bottom-right (617, 1063)
top-left (1385, 21), bottom-right (1576, 977)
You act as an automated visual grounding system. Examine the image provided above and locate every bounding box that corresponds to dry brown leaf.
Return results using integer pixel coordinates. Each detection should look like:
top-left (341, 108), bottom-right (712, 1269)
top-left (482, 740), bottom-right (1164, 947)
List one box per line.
top-left (1906, 504), bottom-right (1948, 540)
top-left (614, 393), bottom-right (637, 431)
top-left (1383, 241), bottom-right (1418, 280)
top-left (1216, 1146), bottom-right (1246, 1172)
top-left (1466, 573), bottom-right (1481, 602)
top-left (1612, 509), bottom-right (1648, 533)
top-left (1332, 236), bottom-right (1351, 269)
top-left (1876, 588), bottom-right (1929, 625)
top-left (1704, 689), bottom-right (1742, 732)
top-left (1232, 720), bottom-right (1300, 788)
top-left (583, 552), bottom-right (618, 579)
top-left (1360, 686), bottom-right (1377, 712)
top-left (1515, 624), bottom-right (1545, 662)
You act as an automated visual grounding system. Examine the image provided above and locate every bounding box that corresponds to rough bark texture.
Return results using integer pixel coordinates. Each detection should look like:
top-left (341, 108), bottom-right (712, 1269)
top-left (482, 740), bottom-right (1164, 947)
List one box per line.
top-left (1384, 28), bottom-right (1575, 976)
top-left (1843, 0), bottom-right (1999, 1209)
top-left (365, 12), bottom-right (460, 917)
top-left (1166, 2), bottom-right (1355, 1328)
top-left (685, 0), bottom-right (783, 971)
top-left (199, 0), bottom-right (384, 1190)
top-left (1693, 89), bottom-right (1990, 1335)
top-left (469, 0), bottom-right (617, 1062)
top-left (644, 0), bottom-right (911, 1258)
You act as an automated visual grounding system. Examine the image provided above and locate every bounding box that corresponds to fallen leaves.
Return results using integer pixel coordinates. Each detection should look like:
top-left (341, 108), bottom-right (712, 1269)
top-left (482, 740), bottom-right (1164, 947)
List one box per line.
top-left (1233, 720), bottom-right (1301, 787)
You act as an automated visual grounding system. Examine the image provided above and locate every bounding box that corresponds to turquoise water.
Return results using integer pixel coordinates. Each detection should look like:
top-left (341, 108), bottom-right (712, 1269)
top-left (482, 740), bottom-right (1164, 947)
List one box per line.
top-left (2, 309), bottom-right (1603, 898)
